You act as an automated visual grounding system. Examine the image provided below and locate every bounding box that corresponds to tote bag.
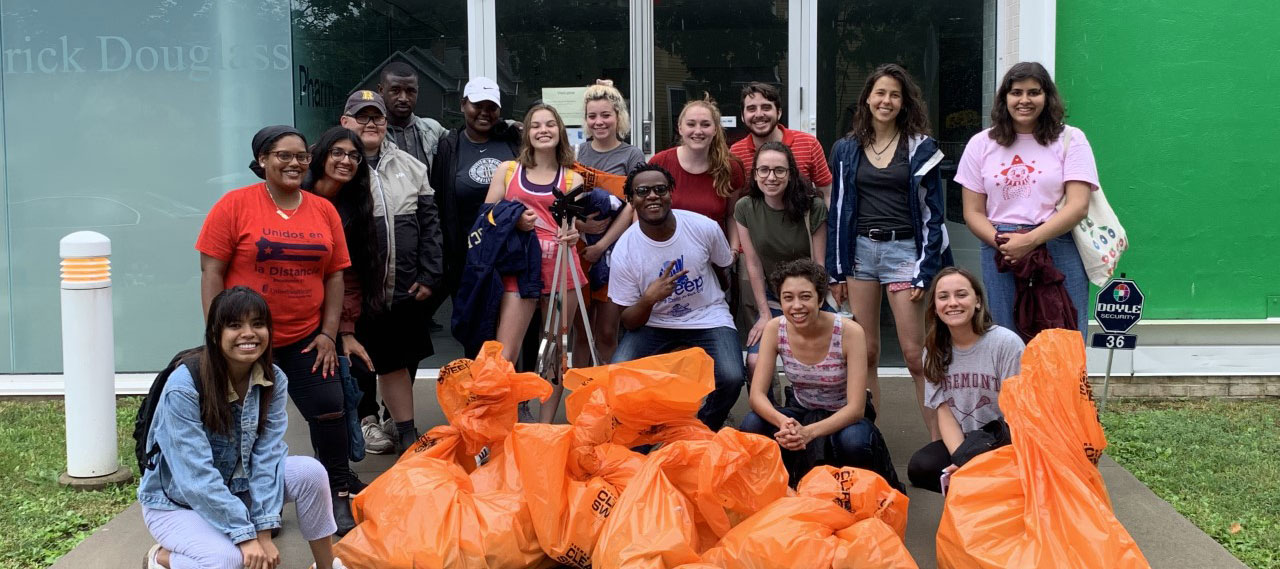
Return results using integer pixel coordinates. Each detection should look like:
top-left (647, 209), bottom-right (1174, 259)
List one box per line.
top-left (1060, 127), bottom-right (1128, 286)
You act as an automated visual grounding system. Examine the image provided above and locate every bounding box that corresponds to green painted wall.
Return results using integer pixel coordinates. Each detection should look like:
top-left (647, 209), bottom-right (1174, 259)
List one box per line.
top-left (1056, 1), bottom-right (1280, 319)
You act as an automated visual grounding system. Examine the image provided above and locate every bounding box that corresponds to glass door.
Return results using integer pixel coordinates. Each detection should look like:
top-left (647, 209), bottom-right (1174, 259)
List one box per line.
top-left (650, 0), bottom-right (789, 152)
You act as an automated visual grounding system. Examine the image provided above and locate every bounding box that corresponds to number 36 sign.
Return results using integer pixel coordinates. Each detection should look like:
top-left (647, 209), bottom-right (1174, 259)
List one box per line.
top-left (1091, 278), bottom-right (1144, 350)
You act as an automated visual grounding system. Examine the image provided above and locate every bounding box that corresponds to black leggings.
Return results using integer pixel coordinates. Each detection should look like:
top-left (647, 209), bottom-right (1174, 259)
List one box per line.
top-left (276, 329), bottom-right (357, 491)
top-left (908, 440), bottom-right (951, 493)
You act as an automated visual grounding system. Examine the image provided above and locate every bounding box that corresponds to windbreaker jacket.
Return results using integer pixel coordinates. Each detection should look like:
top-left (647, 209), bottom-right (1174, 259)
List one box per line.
top-left (826, 134), bottom-right (953, 288)
top-left (137, 364), bottom-right (289, 544)
top-left (430, 123), bottom-right (522, 288)
top-left (370, 138), bottom-right (445, 306)
top-left (451, 200), bottom-right (542, 356)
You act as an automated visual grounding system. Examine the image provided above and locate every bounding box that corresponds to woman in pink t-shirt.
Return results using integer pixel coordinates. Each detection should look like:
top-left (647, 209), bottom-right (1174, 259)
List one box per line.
top-left (956, 62), bottom-right (1099, 338)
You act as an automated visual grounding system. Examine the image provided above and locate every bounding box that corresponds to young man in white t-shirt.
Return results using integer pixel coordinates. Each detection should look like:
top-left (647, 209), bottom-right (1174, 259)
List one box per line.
top-left (609, 163), bottom-right (744, 430)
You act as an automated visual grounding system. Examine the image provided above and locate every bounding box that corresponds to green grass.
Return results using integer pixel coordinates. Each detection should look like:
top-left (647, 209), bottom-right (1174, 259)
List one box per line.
top-left (0, 397), bottom-right (141, 569)
top-left (1102, 399), bottom-right (1280, 569)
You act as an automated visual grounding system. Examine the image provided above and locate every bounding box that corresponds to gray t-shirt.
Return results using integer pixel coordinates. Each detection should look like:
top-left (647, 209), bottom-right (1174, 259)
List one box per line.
top-left (576, 141), bottom-right (646, 175)
top-left (923, 325), bottom-right (1024, 433)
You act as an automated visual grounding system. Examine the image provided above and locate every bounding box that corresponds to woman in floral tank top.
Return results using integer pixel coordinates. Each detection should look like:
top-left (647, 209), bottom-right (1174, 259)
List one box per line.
top-left (740, 259), bottom-right (900, 488)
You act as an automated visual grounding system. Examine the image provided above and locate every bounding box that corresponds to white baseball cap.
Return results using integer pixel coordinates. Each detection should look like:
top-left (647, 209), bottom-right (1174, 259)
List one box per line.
top-left (463, 77), bottom-right (501, 107)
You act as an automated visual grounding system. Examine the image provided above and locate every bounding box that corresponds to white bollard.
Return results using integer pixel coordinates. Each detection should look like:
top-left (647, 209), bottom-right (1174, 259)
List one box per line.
top-left (59, 231), bottom-right (132, 489)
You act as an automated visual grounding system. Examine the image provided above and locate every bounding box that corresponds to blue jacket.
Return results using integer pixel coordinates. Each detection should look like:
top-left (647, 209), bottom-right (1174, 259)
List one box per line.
top-left (137, 363), bottom-right (289, 544)
top-left (451, 200), bottom-right (543, 356)
top-left (826, 134), bottom-right (952, 288)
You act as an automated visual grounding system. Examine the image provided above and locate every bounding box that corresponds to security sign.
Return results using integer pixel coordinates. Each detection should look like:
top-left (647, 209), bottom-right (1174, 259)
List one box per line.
top-left (1094, 278), bottom-right (1144, 334)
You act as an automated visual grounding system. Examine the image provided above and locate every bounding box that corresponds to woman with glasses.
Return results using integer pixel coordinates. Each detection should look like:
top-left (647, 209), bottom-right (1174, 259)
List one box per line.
top-left (337, 91), bottom-right (443, 458)
top-left (826, 63), bottom-right (951, 442)
top-left (197, 125), bottom-right (365, 535)
top-left (735, 142), bottom-right (827, 380)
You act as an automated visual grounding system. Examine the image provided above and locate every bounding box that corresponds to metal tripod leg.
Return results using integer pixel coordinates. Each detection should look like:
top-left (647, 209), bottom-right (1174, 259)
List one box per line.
top-left (565, 247), bottom-right (601, 367)
top-left (536, 230), bottom-right (565, 379)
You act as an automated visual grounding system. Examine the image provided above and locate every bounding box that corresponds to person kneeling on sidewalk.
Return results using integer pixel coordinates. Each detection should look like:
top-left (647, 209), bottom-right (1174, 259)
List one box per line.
top-left (739, 259), bottom-right (901, 489)
top-left (137, 287), bottom-right (346, 569)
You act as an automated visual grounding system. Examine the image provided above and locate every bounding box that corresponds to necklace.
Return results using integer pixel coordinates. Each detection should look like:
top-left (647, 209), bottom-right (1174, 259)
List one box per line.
top-left (869, 131), bottom-right (899, 157)
top-left (264, 184), bottom-right (302, 220)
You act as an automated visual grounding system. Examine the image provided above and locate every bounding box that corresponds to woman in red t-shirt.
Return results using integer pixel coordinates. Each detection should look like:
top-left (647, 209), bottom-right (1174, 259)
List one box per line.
top-left (648, 97), bottom-right (746, 249)
top-left (195, 125), bottom-right (363, 535)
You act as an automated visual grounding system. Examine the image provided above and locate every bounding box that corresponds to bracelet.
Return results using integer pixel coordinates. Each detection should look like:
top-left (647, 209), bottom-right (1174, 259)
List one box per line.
top-left (318, 332), bottom-right (337, 344)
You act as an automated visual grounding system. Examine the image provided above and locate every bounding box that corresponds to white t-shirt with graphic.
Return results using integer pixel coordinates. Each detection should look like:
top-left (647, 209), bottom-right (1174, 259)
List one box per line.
top-left (609, 209), bottom-right (735, 330)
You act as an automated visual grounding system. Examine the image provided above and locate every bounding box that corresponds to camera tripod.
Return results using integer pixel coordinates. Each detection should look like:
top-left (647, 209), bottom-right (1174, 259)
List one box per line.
top-left (534, 187), bottom-right (602, 385)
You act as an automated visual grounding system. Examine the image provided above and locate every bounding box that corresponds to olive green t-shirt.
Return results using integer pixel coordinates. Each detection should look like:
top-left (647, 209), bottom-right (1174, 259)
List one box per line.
top-left (733, 196), bottom-right (828, 280)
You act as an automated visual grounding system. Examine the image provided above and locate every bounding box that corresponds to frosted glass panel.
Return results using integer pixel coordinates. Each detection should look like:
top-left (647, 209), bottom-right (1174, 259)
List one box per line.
top-left (2, 1), bottom-right (293, 372)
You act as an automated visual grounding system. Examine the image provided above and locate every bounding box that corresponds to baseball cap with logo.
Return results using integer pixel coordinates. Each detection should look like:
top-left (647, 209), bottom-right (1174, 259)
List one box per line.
top-left (344, 90), bottom-right (387, 116)
top-left (463, 77), bottom-right (502, 108)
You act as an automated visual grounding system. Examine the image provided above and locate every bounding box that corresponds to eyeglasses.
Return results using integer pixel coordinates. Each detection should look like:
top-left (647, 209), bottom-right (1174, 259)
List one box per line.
top-left (349, 114), bottom-right (388, 126)
top-left (632, 184), bottom-right (671, 198)
top-left (328, 148), bottom-right (363, 163)
top-left (754, 166), bottom-right (789, 178)
top-left (271, 151), bottom-right (313, 164)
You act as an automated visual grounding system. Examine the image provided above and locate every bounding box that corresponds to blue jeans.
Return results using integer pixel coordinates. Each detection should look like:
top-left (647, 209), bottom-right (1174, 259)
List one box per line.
top-left (740, 407), bottom-right (879, 483)
top-left (981, 226), bottom-right (1088, 338)
top-left (612, 325), bottom-right (745, 430)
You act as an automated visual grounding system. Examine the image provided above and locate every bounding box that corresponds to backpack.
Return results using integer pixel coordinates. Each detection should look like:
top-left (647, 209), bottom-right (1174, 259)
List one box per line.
top-left (132, 347), bottom-right (204, 474)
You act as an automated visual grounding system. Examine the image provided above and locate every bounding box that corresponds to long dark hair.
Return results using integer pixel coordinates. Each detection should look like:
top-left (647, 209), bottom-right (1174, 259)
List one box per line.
top-left (304, 126), bottom-right (384, 313)
top-left (517, 104), bottom-right (576, 169)
top-left (989, 61), bottom-right (1065, 146)
top-left (201, 287), bottom-right (275, 435)
top-left (850, 63), bottom-right (931, 145)
top-left (923, 267), bottom-right (995, 384)
top-left (747, 141), bottom-right (815, 224)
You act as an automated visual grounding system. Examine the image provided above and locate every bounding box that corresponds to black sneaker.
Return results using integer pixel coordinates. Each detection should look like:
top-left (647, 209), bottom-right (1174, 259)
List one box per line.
top-left (333, 490), bottom-right (356, 536)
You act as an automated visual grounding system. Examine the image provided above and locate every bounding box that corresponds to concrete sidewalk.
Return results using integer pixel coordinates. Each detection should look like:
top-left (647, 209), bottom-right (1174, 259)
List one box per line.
top-left (53, 370), bottom-right (1246, 569)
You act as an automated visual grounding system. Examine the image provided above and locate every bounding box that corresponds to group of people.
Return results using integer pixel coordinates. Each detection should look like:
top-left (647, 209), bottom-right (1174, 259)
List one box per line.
top-left (136, 58), bottom-right (1100, 568)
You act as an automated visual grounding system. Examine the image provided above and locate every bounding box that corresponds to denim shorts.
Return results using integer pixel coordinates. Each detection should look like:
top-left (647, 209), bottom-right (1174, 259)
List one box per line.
top-left (850, 235), bottom-right (916, 284)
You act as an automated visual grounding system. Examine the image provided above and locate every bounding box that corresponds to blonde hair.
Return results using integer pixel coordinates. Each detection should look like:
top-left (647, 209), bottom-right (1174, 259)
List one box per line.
top-left (678, 96), bottom-right (740, 198)
top-left (583, 79), bottom-right (631, 139)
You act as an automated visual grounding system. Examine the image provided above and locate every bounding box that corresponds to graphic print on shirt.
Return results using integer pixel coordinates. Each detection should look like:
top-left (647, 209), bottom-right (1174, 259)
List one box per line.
top-left (996, 154), bottom-right (1037, 201)
top-left (945, 395), bottom-right (994, 422)
top-left (469, 157), bottom-right (502, 185)
top-left (253, 230), bottom-right (329, 294)
top-left (656, 255), bottom-right (704, 318)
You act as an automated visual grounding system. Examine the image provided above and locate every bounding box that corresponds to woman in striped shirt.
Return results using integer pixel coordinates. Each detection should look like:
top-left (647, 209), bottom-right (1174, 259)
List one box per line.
top-left (739, 259), bottom-right (896, 486)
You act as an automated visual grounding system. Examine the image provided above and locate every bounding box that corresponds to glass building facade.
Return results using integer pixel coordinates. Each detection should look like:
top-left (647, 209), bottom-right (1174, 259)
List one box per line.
top-left (0, 0), bottom-right (992, 372)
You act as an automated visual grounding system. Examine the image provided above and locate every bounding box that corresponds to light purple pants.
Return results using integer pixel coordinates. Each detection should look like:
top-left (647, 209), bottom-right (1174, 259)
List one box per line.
top-left (142, 456), bottom-right (336, 569)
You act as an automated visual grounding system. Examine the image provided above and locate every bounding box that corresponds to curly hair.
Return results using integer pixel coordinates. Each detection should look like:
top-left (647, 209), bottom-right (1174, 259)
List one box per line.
top-left (849, 63), bottom-right (931, 146)
top-left (747, 141), bottom-right (816, 224)
top-left (922, 267), bottom-right (995, 384)
top-left (989, 61), bottom-right (1066, 146)
top-left (517, 103), bottom-right (575, 168)
top-left (769, 258), bottom-right (830, 300)
top-left (583, 79), bottom-right (632, 139)
top-left (677, 97), bottom-right (742, 198)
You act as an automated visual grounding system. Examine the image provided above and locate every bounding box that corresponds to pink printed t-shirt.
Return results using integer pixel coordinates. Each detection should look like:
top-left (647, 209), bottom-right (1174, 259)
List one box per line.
top-left (954, 126), bottom-right (1099, 225)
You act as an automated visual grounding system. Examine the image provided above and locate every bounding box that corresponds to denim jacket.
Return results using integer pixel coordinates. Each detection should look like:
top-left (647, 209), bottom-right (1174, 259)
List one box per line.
top-left (826, 133), bottom-right (953, 288)
top-left (136, 363), bottom-right (289, 544)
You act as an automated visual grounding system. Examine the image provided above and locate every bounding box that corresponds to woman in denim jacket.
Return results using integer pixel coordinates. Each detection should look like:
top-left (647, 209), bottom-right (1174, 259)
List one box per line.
top-left (137, 287), bottom-right (345, 569)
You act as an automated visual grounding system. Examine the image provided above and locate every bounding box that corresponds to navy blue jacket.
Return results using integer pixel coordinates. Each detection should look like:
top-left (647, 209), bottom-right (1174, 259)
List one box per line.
top-left (451, 200), bottom-right (543, 356)
top-left (826, 134), bottom-right (953, 289)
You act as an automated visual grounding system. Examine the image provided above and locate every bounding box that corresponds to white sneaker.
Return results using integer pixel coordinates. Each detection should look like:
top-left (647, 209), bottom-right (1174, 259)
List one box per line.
top-left (361, 416), bottom-right (394, 454)
top-left (310, 558), bottom-right (348, 569)
top-left (142, 544), bottom-right (162, 569)
top-left (380, 414), bottom-right (396, 439)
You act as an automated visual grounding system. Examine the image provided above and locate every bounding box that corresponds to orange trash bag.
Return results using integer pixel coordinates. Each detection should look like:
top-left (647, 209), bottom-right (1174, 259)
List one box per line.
top-left (513, 349), bottom-right (724, 568)
top-left (935, 330), bottom-right (1150, 569)
top-left (696, 467), bottom-right (916, 569)
top-left (594, 428), bottom-right (790, 569)
top-left (336, 342), bottom-right (554, 569)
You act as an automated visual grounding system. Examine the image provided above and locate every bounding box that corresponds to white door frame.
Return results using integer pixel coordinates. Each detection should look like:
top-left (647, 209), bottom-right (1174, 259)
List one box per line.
top-left (630, 0), bottom-right (655, 155)
top-left (788, 0), bottom-right (819, 135)
top-left (467, 0), bottom-right (497, 80)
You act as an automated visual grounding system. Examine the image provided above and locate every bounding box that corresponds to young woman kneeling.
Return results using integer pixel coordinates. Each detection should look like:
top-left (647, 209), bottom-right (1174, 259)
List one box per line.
top-left (907, 267), bottom-right (1024, 493)
top-left (138, 287), bottom-right (345, 569)
top-left (740, 259), bottom-right (896, 486)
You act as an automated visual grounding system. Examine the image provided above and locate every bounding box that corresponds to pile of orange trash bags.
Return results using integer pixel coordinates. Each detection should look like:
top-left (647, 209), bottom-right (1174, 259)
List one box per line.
top-left (335, 344), bottom-right (918, 569)
top-left (935, 329), bottom-right (1151, 569)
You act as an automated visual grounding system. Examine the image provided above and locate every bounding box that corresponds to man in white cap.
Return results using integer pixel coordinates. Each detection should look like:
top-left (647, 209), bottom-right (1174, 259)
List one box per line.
top-left (427, 77), bottom-right (523, 352)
